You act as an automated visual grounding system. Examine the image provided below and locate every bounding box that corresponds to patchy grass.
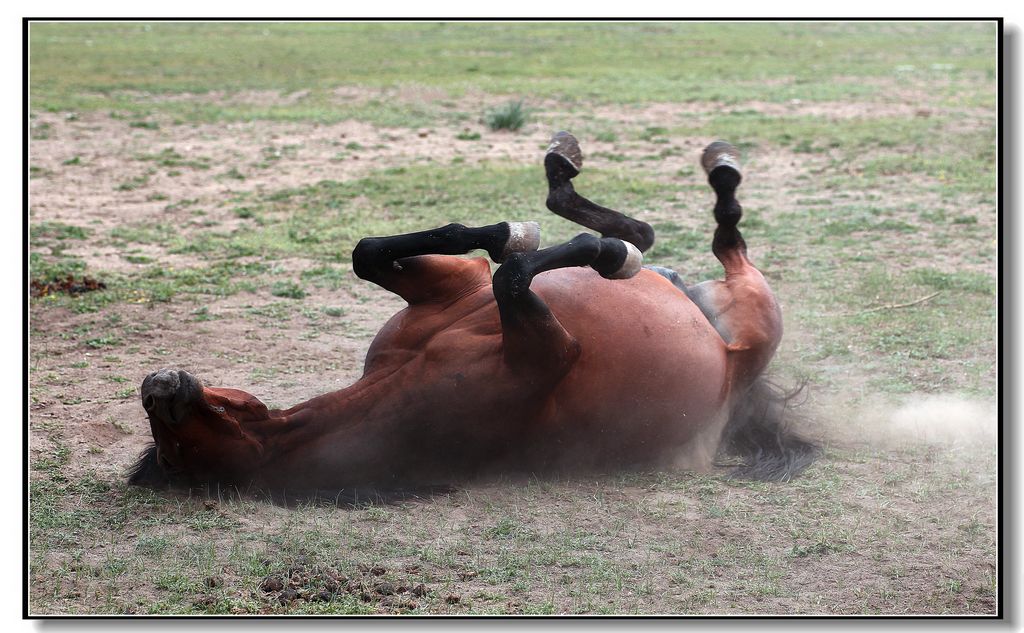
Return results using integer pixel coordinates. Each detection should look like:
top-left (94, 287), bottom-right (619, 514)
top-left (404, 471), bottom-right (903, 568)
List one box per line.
top-left (28, 20), bottom-right (997, 616)
top-left (30, 22), bottom-right (996, 125)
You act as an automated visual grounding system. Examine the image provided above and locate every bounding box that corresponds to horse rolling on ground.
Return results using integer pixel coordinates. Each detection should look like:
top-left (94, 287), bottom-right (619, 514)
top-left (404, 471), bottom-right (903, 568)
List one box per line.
top-left (129, 133), bottom-right (818, 500)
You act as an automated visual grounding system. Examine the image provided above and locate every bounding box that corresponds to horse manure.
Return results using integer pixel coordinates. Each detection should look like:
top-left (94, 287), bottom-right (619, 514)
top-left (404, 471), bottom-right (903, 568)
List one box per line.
top-left (30, 275), bottom-right (106, 297)
top-left (278, 588), bottom-right (298, 604)
top-left (445, 594), bottom-right (461, 604)
top-left (204, 576), bottom-right (222, 588)
top-left (193, 596), bottom-right (216, 609)
top-left (346, 580), bottom-right (364, 593)
top-left (312, 590), bottom-right (333, 603)
top-left (375, 581), bottom-right (396, 596)
top-left (411, 584), bottom-right (429, 597)
top-left (260, 576), bottom-right (284, 592)
top-left (458, 570), bottom-right (478, 581)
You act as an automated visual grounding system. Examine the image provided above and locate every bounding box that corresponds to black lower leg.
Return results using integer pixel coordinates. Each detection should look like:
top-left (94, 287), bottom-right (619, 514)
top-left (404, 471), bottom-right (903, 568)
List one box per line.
top-left (492, 233), bottom-right (632, 326)
top-left (545, 132), bottom-right (655, 252)
top-left (702, 141), bottom-right (747, 258)
top-left (709, 167), bottom-right (746, 257)
top-left (352, 222), bottom-right (510, 283)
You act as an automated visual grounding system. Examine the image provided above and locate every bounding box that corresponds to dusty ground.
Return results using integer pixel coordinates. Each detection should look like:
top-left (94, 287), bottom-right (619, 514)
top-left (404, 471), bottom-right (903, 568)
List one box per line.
top-left (27, 93), bottom-right (998, 615)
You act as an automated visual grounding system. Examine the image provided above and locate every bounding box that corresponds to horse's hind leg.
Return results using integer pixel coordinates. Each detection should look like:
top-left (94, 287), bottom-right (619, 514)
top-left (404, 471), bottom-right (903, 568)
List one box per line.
top-left (545, 132), bottom-right (655, 252)
top-left (702, 141), bottom-right (748, 270)
top-left (352, 222), bottom-right (540, 304)
top-left (492, 233), bottom-right (642, 371)
top-left (691, 142), bottom-right (783, 384)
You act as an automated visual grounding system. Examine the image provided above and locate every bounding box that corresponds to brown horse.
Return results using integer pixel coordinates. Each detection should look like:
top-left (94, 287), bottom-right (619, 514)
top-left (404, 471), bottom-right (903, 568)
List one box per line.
top-left (129, 134), bottom-right (817, 499)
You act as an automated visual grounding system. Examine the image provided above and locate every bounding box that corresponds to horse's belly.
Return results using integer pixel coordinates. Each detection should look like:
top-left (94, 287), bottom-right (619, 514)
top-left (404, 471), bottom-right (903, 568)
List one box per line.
top-left (533, 268), bottom-right (729, 463)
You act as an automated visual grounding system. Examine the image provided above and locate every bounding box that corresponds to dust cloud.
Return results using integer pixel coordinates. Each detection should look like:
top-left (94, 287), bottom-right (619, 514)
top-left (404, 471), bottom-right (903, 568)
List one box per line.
top-left (825, 393), bottom-right (997, 451)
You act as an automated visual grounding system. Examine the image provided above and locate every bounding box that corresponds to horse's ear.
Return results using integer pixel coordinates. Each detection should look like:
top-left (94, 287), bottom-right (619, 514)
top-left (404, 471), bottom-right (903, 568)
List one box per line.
top-left (127, 445), bottom-right (168, 488)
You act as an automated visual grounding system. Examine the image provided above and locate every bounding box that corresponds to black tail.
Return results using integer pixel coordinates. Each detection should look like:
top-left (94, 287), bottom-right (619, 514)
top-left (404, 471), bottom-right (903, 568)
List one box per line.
top-left (716, 378), bottom-right (820, 482)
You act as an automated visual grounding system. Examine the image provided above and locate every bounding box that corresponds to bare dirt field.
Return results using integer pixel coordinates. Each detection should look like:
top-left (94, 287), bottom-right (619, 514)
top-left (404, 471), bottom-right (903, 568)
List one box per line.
top-left (29, 101), bottom-right (997, 616)
top-left (28, 22), bottom-right (998, 616)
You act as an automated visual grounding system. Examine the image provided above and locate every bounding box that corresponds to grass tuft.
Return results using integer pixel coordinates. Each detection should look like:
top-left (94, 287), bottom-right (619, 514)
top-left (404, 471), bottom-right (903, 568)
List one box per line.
top-left (485, 101), bottom-right (527, 131)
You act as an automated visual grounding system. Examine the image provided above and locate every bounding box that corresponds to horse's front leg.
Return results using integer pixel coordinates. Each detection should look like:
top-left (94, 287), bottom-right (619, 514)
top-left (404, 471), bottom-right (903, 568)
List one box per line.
top-left (492, 233), bottom-right (643, 373)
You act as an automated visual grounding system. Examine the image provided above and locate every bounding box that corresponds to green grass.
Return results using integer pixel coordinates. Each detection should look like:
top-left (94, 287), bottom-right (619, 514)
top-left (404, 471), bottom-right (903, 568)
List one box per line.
top-left (30, 151), bottom-right (997, 397)
top-left (32, 461), bottom-right (991, 614)
top-left (30, 22), bottom-right (996, 126)
top-left (485, 100), bottom-right (527, 131)
top-left (28, 21), bottom-right (998, 616)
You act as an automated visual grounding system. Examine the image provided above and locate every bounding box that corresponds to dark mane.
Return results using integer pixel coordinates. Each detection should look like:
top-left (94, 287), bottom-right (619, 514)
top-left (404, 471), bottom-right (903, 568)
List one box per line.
top-left (127, 444), bottom-right (452, 506)
top-left (126, 444), bottom-right (169, 488)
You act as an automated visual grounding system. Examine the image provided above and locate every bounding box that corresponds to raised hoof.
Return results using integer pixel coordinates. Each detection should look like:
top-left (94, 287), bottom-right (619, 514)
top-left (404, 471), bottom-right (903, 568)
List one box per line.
top-left (497, 221), bottom-right (541, 263)
top-left (545, 131), bottom-right (583, 180)
top-left (701, 140), bottom-right (743, 182)
top-left (602, 240), bottom-right (644, 280)
top-left (141, 368), bottom-right (203, 425)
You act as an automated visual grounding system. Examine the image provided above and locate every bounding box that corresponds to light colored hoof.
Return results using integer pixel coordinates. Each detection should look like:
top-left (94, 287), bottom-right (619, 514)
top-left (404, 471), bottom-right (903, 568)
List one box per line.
top-left (701, 140), bottom-right (742, 176)
top-left (498, 221), bottom-right (541, 262)
top-left (546, 131), bottom-right (583, 176)
top-left (606, 240), bottom-right (643, 279)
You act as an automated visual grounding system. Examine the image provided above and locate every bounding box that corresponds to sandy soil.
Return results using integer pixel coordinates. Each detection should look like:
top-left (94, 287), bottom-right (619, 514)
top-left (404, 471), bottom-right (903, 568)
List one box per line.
top-left (27, 96), bottom-right (998, 615)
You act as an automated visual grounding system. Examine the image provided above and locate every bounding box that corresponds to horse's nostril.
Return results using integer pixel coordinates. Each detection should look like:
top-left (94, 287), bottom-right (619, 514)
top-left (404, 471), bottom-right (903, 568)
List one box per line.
top-left (143, 395), bottom-right (155, 411)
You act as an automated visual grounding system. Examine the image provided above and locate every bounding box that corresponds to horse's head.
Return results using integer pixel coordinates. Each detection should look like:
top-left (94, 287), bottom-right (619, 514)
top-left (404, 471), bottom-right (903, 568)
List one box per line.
top-left (130, 368), bottom-right (266, 488)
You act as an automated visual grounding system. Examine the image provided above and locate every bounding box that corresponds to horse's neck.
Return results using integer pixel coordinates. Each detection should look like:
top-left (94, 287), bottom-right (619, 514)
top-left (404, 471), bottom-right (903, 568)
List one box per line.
top-left (247, 374), bottom-right (389, 455)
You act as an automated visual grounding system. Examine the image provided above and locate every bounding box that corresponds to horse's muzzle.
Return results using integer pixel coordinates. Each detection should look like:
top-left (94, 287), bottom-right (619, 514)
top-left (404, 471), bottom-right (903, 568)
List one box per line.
top-left (141, 368), bottom-right (202, 425)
